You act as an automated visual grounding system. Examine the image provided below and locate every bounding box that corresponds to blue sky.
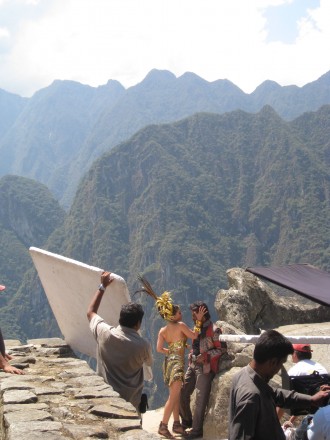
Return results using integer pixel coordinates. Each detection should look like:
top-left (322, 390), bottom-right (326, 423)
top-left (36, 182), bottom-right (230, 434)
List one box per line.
top-left (0, 0), bottom-right (328, 97)
top-left (265, 0), bottom-right (320, 43)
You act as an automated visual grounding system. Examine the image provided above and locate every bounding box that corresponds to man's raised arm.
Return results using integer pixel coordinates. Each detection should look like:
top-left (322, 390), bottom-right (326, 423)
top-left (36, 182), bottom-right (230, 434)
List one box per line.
top-left (87, 271), bottom-right (114, 322)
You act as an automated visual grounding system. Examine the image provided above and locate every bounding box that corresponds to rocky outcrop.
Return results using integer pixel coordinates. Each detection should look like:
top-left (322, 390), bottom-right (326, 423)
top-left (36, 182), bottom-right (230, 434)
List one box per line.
top-left (215, 268), bottom-right (330, 334)
top-left (0, 338), bottom-right (159, 440)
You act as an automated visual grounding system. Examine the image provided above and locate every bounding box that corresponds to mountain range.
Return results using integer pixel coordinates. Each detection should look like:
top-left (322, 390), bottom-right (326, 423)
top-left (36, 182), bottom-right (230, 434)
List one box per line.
top-left (1, 69), bottom-right (330, 208)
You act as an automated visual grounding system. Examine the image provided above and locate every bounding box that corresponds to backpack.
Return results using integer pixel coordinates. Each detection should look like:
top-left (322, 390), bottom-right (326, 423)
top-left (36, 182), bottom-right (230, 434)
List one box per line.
top-left (289, 371), bottom-right (330, 415)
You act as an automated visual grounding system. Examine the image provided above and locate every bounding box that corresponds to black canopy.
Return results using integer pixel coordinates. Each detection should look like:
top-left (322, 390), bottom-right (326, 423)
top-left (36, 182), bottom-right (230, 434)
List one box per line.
top-left (246, 264), bottom-right (330, 307)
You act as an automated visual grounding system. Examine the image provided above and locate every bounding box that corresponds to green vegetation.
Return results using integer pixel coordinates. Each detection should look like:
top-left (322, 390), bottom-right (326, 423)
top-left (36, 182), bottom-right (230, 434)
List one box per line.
top-left (0, 104), bottom-right (329, 407)
top-left (0, 175), bottom-right (65, 339)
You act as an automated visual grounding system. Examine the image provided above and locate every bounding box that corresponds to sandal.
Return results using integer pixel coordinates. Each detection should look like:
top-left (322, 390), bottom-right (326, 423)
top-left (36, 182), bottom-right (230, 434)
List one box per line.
top-left (172, 421), bottom-right (185, 434)
top-left (158, 422), bottom-right (175, 439)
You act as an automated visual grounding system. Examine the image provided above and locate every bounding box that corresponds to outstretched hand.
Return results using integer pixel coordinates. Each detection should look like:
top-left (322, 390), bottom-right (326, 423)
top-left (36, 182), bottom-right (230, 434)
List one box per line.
top-left (195, 306), bottom-right (207, 322)
top-left (101, 271), bottom-right (113, 289)
top-left (3, 364), bottom-right (25, 375)
top-left (311, 388), bottom-right (330, 407)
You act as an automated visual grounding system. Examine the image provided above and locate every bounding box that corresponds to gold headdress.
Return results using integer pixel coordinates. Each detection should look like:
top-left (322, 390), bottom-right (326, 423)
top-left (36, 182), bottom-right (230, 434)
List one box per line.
top-left (136, 274), bottom-right (174, 321)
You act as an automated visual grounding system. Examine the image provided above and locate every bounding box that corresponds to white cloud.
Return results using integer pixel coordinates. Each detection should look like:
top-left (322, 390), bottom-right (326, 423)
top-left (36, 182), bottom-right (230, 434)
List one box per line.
top-left (0, 27), bottom-right (9, 38)
top-left (0, 0), bottom-right (329, 96)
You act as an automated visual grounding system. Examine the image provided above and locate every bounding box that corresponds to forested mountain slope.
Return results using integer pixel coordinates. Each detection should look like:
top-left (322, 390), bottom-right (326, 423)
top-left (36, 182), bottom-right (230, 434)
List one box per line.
top-left (42, 106), bottom-right (330, 341)
top-left (0, 175), bottom-right (65, 339)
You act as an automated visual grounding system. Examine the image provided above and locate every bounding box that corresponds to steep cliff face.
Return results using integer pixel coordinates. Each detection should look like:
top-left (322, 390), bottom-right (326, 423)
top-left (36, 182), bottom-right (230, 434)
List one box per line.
top-left (49, 106), bottom-right (330, 300)
top-left (0, 175), bottom-right (65, 339)
top-left (0, 175), bottom-right (65, 247)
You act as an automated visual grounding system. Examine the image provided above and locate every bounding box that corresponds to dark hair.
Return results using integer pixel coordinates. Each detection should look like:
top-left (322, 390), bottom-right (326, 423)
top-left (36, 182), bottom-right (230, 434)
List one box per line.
top-left (190, 301), bottom-right (210, 320)
top-left (119, 302), bottom-right (144, 328)
top-left (254, 329), bottom-right (293, 364)
top-left (296, 350), bottom-right (312, 361)
top-left (172, 304), bottom-right (180, 315)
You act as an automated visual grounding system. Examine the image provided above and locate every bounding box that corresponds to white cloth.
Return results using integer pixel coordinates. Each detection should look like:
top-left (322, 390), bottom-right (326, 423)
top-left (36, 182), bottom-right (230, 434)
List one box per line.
top-left (283, 427), bottom-right (296, 440)
top-left (288, 359), bottom-right (328, 376)
top-left (307, 405), bottom-right (330, 440)
top-left (90, 314), bottom-right (153, 409)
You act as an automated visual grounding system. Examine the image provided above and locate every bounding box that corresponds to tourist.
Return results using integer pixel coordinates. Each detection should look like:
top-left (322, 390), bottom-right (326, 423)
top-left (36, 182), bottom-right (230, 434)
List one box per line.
top-left (277, 343), bottom-right (328, 422)
top-left (288, 344), bottom-right (327, 376)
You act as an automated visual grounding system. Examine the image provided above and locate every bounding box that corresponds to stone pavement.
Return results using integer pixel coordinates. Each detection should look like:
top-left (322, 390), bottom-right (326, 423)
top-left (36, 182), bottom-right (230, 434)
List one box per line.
top-left (0, 338), bottom-right (160, 440)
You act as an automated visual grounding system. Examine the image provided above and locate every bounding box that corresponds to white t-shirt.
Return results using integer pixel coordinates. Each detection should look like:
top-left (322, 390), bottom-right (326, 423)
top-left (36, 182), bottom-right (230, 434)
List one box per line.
top-left (307, 405), bottom-right (330, 440)
top-left (288, 359), bottom-right (328, 376)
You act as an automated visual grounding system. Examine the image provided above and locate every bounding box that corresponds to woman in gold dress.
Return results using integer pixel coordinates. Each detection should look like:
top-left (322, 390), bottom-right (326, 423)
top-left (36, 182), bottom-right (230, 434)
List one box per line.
top-left (137, 276), bottom-right (206, 439)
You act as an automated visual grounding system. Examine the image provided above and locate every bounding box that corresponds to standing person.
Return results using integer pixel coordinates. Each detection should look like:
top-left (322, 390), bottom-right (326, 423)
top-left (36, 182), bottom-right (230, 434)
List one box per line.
top-left (277, 343), bottom-right (328, 422)
top-left (180, 301), bottom-right (227, 439)
top-left (288, 344), bottom-right (328, 376)
top-left (137, 276), bottom-right (206, 439)
top-left (229, 329), bottom-right (330, 440)
top-left (0, 284), bottom-right (25, 375)
top-left (87, 271), bottom-right (153, 411)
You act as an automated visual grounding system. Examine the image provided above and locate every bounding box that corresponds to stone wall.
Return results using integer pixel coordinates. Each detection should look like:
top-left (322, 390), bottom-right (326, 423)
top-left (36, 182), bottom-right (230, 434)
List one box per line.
top-left (0, 338), bottom-right (158, 440)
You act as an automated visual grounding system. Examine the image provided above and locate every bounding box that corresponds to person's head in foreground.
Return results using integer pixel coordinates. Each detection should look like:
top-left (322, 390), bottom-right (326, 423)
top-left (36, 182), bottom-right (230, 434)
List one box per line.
top-left (119, 302), bottom-right (144, 329)
top-left (252, 329), bottom-right (293, 382)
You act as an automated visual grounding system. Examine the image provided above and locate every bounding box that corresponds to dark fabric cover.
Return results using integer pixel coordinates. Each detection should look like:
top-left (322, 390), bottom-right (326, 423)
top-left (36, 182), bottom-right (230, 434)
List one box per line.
top-left (246, 264), bottom-right (330, 306)
top-left (289, 372), bottom-right (330, 415)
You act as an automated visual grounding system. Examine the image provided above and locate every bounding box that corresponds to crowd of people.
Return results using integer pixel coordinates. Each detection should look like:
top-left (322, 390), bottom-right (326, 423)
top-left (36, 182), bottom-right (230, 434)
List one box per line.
top-left (86, 272), bottom-right (228, 439)
top-left (2, 274), bottom-right (330, 440)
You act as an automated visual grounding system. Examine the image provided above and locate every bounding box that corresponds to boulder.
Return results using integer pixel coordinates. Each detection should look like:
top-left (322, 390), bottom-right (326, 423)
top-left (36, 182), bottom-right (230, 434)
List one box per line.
top-left (215, 268), bottom-right (330, 334)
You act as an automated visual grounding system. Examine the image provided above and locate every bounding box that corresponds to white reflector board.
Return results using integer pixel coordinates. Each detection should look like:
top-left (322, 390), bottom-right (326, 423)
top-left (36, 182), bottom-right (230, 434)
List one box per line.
top-left (29, 247), bottom-right (130, 358)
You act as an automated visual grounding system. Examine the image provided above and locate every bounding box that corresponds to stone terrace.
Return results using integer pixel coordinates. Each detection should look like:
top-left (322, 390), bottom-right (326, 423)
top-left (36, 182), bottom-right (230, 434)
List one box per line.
top-left (0, 338), bottom-right (159, 440)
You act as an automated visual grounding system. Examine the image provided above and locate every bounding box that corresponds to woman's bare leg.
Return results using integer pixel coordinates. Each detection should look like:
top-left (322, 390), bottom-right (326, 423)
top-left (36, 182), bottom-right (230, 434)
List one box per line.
top-left (162, 380), bottom-right (182, 424)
